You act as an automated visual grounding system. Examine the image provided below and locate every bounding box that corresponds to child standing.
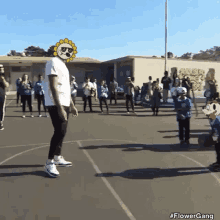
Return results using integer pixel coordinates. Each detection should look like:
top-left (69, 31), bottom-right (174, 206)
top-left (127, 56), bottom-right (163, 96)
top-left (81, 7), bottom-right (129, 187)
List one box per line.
top-left (175, 87), bottom-right (193, 146)
top-left (97, 80), bottom-right (109, 114)
top-left (151, 81), bottom-right (162, 116)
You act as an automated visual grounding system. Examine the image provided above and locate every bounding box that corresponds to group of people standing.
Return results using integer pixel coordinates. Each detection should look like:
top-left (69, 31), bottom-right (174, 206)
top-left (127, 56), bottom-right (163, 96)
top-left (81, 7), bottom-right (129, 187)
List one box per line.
top-left (16, 74), bottom-right (48, 118)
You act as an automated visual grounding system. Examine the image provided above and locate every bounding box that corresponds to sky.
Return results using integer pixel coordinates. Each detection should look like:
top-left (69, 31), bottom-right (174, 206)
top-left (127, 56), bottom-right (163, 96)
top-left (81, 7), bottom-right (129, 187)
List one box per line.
top-left (0, 0), bottom-right (220, 61)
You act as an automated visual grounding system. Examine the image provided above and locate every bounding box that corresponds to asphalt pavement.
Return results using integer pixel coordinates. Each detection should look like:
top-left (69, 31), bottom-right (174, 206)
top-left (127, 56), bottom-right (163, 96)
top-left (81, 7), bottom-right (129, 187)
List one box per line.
top-left (0, 95), bottom-right (218, 220)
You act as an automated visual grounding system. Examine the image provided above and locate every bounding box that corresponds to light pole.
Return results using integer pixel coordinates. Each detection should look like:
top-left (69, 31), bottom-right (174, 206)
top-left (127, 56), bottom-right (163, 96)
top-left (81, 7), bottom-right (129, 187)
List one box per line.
top-left (165, 0), bottom-right (168, 71)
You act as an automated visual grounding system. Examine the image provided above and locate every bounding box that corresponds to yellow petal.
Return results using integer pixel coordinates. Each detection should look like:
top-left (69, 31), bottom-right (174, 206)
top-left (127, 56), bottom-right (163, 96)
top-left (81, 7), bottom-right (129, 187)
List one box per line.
top-left (70, 57), bottom-right (73, 60)
top-left (72, 43), bottom-right (75, 47)
top-left (64, 38), bottom-right (69, 43)
top-left (54, 47), bottom-right (57, 51)
top-left (68, 40), bottom-right (72, 45)
top-left (59, 39), bottom-right (64, 44)
top-left (73, 51), bottom-right (77, 54)
top-left (72, 54), bottom-right (76, 58)
top-left (56, 42), bottom-right (60, 47)
top-left (53, 52), bottom-right (58, 56)
top-left (67, 59), bottom-right (70, 62)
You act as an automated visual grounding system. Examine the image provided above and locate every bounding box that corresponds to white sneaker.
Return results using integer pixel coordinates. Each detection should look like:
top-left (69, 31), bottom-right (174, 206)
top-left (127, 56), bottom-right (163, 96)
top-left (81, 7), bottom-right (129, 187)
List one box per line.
top-left (31, 115), bottom-right (34, 118)
top-left (22, 115), bottom-right (25, 118)
top-left (44, 159), bottom-right (60, 177)
top-left (38, 115), bottom-right (42, 117)
top-left (54, 155), bottom-right (72, 167)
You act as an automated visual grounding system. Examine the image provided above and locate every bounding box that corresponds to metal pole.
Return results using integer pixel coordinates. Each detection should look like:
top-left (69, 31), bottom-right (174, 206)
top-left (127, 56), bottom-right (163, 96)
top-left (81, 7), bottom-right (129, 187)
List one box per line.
top-left (165, 0), bottom-right (167, 71)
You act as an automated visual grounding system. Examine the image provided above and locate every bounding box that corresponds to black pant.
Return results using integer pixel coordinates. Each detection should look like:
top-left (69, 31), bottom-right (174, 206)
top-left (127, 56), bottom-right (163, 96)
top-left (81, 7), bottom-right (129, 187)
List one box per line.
top-left (47, 106), bottom-right (70, 159)
top-left (99, 97), bottom-right (108, 111)
top-left (151, 105), bottom-right (159, 113)
top-left (110, 92), bottom-right (117, 104)
top-left (126, 95), bottom-right (134, 112)
top-left (17, 91), bottom-right (21, 104)
top-left (21, 95), bottom-right (32, 113)
top-left (215, 142), bottom-right (220, 164)
top-left (0, 95), bottom-right (6, 122)
top-left (84, 96), bottom-right (92, 111)
top-left (36, 94), bottom-right (46, 114)
top-left (178, 118), bottom-right (190, 141)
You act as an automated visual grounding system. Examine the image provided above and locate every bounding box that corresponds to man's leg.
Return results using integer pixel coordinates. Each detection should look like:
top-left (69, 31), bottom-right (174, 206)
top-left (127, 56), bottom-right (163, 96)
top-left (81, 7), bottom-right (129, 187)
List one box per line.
top-left (99, 98), bottom-right (103, 112)
top-left (130, 95), bottom-right (134, 111)
top-left (0, 95), bottom-right (6, 129)
top-left (184, 118), bottom-right (190, 143)
top-left (104, 98), bottom-right (109, 112)
top-left (27, 95), bottom-right (33, 116)
top-left (163, 89), bottom-right (166, 102)
top-left (47, 106), bottom-right (70, 159)
top-left (83, 96), bottom-right (87, 112)
top-left (126, 95), bottom-right (129, 112)
top-left (115, 92), bottom-right (117, 104)
top-left (22, 95), bottom-right (26, 117)
top-left (36, 94), bottom-right (41, 115)
top-left (17, 91), bottom-right (19, 105)
top-left (89, 96), bottom-right (93, 112)
top-left (178, 120), bottom-right (184, 144)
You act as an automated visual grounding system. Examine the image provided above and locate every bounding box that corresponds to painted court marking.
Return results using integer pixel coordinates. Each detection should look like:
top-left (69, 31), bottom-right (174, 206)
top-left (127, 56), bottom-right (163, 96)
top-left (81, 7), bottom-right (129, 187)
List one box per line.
top-left (2, 96), bottom-right (219, 218)
top-left (1, 139), bottom-right (220, 220)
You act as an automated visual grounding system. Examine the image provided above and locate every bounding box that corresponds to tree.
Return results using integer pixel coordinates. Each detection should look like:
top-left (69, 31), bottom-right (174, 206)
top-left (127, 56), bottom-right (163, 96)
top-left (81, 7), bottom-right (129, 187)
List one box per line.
top-left (46, 45), bottom-right (56, 57)
top-left (24, 46), bottom-right (47, 57)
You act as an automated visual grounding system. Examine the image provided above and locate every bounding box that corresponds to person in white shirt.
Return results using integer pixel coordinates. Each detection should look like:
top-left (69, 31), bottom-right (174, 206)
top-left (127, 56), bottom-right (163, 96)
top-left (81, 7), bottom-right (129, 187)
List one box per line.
top-left (43, 55), bottom-right (78, 178)
top-left (92, 78), bottom-right (98, 101)
top-left (70, 76), bottom-right (78, 105)
top-left (82, 77), bottom-right (94, 112)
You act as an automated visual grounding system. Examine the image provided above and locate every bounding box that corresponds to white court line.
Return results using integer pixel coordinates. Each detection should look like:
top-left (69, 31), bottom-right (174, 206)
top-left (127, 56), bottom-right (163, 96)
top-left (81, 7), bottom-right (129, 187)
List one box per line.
top-left (1, 137), bottom-right (220, 187)
top-left (0, 145), bottom-right (49, 165)
top-left (76, 140), bottom-right (136, 220)
top-left (1, 135), bottom-right (220, 217)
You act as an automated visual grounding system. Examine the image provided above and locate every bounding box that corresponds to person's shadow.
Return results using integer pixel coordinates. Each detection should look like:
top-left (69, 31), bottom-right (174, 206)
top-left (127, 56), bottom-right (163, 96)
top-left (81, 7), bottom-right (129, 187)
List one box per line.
top-left (0, 165), bottom-right (50, 178)
top-left (95, 167), bottom-right (211, 180)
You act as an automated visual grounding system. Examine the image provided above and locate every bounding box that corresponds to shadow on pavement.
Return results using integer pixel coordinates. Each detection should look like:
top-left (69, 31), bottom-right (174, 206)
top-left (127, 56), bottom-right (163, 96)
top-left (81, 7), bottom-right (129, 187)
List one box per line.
top-left (95, 167), bottom-right (211, 179)
top-left (0, 170), bottom-right (50, 178)
top-left (158, 129), bottom-right (211, 133)
top-left (79, 143), bottom-right (215, 152)
top-left (0, 164), bottom-right (43, 169)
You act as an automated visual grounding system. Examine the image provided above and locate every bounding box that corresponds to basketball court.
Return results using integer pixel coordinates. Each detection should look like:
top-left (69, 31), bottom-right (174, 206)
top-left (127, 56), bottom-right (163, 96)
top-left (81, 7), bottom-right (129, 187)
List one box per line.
top-left (0, 95), bottom-right (218, 220)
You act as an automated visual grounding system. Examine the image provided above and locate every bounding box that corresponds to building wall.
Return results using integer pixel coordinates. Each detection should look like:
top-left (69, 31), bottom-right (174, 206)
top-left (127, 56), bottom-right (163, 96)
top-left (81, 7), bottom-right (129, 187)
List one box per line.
top-left (134, 58), bottom-right (220, 96)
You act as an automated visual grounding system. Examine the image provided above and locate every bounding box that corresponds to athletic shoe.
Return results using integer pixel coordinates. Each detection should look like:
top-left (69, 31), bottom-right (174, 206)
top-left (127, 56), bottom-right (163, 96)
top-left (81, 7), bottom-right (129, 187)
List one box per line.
top-left (180, 140), bottom-right (185, 146)
top-left (54, 156), bottom-right (72, 167)
top-left (127, 112), bottom-right (130, 114)
top-left (185, 140), bottom-right (190, 145)
top-left (38, 115), bottom-right (42, 117)
top-left (101, 111), bottom-right (103, 114)
top-left (44, 160), bottom-right (60, 178)
top-left (209, 162), bottom-right (220, 168)
top-left (45, 114), bottom-right (49, 117)
top-left (0, 123), bottom-right (4, 131)
top-left (31, 115), bottom-right (34, 118)
top-left (22, 115), bottom-right (25, 118)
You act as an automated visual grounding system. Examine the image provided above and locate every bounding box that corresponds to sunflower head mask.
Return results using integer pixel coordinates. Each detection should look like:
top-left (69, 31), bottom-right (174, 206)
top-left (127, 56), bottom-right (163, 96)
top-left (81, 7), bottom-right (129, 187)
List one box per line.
top-left (53, 38), bottom-right (78, 62)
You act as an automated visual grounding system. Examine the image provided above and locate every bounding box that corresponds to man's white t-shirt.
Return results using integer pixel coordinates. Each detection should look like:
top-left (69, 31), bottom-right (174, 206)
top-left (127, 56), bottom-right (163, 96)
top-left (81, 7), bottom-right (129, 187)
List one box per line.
top-left (44, 57), bottom-right (71, 107)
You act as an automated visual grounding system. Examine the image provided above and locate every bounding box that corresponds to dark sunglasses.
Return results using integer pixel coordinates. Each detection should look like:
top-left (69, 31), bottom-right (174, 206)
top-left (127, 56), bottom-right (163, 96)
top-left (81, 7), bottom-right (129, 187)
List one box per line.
top-left (61, 47), bottom-right (73, 53)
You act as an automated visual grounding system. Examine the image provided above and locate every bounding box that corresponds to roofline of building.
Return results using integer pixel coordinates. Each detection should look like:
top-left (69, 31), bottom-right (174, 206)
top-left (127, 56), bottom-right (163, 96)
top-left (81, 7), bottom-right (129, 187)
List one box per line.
top-left (0, 55), bottom-right (220, 65)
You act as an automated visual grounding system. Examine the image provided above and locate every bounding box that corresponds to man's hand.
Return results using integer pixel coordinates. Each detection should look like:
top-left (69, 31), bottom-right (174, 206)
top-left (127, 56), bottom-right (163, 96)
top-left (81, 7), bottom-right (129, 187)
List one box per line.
top-left (58, 106), bottom-right (68, 121)
top-left (70, 106), bottom-right (78, 117)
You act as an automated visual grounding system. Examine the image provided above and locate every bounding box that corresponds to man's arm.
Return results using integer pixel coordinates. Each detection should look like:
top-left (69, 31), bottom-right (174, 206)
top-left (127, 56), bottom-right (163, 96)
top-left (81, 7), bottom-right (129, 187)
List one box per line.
top-left (1, 77), bottom-right (9, 88)
top-left (48, 75), bottom-right (62, 109)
